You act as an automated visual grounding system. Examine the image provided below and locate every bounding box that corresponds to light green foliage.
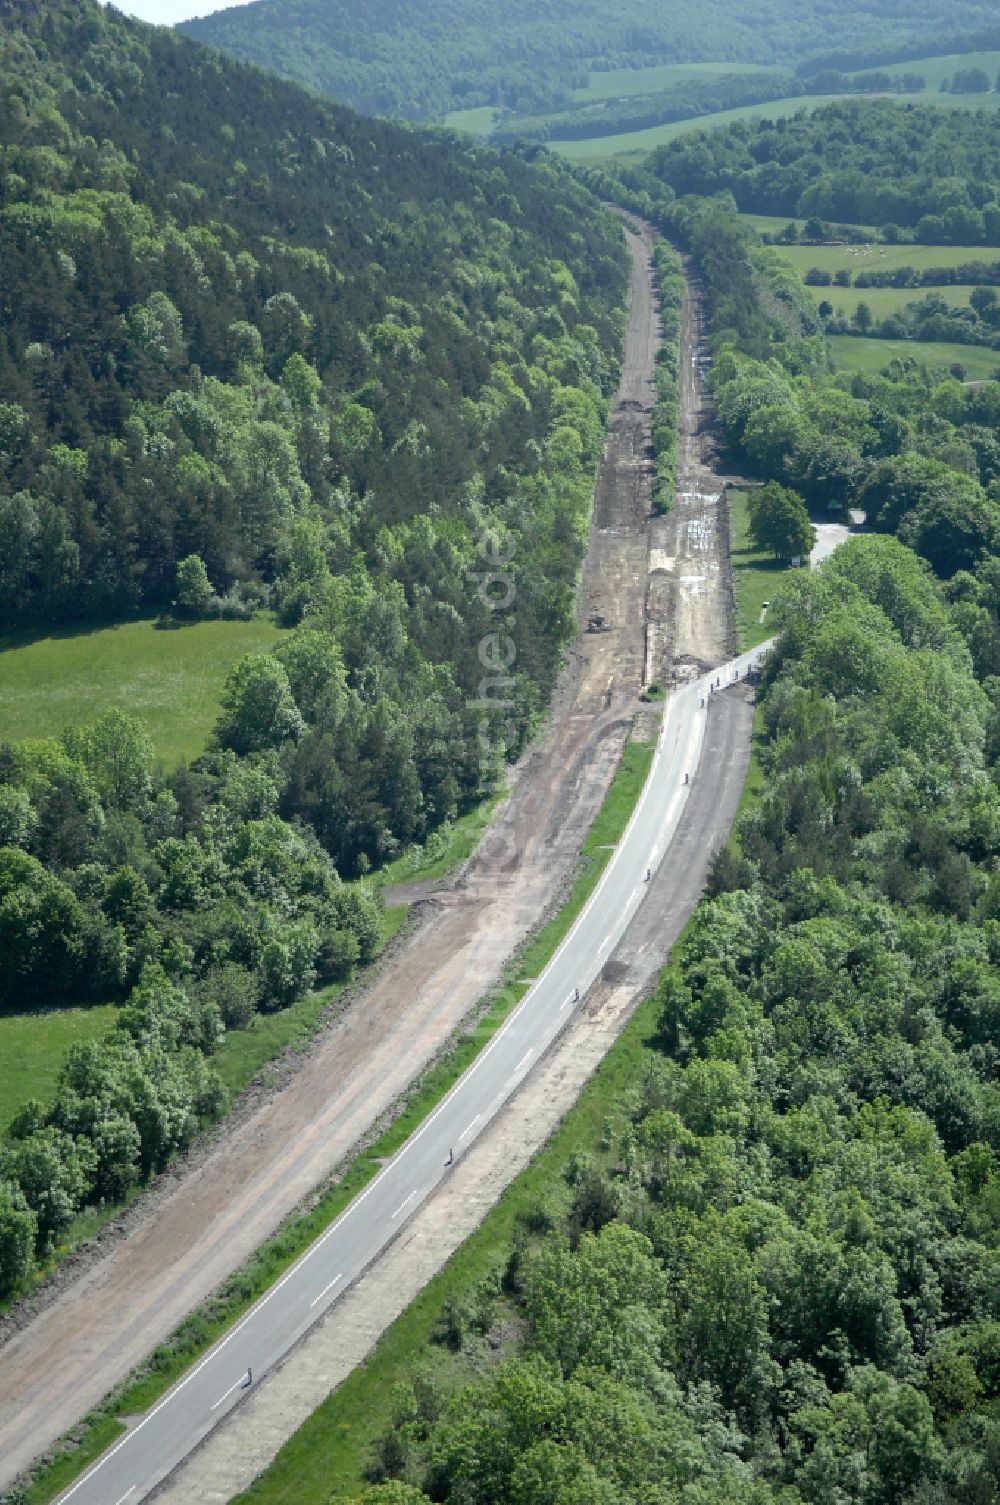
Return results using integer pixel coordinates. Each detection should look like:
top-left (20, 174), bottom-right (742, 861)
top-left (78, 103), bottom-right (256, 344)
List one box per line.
top-left (215, 654), bottom-right (304, 755)
top-left (175, 554), bottom-right (215, 616)
top-left (746, 482), bottom-right (815, 560)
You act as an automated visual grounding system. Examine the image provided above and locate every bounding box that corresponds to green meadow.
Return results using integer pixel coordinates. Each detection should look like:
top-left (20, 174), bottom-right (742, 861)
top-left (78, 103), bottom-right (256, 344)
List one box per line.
top-left (570, 60), bottom-right (776, 102)
top-left (769, 242), bottom-right (1000, 280)
top-left (808, 283), bottom-right (981, 318)
top-left (728, 489), bottom-right (799, 650)
top-left (827, 333), bottom-right (1000, 378)
top-left (740, 211), bottom-right (877, 237)
top-left (0, 1005), bottom-right (119, 1135)
top-left (847, 49), bottom-right (1000, 93)
top-left (0, 615), bottom-right (285, 766)
top-left (551, 91), bottom-right (841, 159)
top-left (443, 106), bottom-right (500, 135)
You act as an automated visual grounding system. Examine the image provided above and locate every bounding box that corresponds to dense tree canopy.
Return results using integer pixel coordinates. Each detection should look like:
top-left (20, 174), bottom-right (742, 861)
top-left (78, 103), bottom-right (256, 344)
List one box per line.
top-left (340, 537), bottom-right (1000, 1505)
top-left (652, 100), bottom-right (1000, 239)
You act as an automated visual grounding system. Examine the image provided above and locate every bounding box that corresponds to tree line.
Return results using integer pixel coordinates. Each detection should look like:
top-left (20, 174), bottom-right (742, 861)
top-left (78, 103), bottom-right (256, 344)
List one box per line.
top-left (652, 100), bottom-right (1000, 242)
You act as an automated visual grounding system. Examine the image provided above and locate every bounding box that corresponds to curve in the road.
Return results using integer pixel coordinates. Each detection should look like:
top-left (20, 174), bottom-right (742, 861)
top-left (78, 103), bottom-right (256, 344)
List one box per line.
top-left (56, 640), bottom-right (774, 1505)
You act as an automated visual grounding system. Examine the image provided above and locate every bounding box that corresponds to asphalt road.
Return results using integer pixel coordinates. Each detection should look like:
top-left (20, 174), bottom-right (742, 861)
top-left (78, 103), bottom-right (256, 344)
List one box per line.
top-left (55, 641), bottom-right (772, 1505)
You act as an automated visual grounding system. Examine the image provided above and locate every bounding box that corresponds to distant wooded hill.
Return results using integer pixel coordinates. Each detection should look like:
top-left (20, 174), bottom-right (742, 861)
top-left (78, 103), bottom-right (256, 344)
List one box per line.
top-left (181, 0), bottom-right (1000, 120)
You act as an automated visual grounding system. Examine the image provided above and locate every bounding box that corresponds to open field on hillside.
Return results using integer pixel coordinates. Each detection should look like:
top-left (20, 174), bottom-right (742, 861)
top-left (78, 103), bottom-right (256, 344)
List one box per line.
top-left (808, 283), bottom-right (980, 318)
top-left (770, 243), bottom-right (1000, 279)
top-left (729, 489), bottom-right (801, 649)
top-left (570, 59), bottom-right (776, 101)
top-left (847, 49), bottom-right (1000, 92)
top-left (0, 616), bottom-right (284, 766)
top-left (0, 1005), bottom-right (118, 1136)
top-left (827, 333), bottom-right (1000, 377)
top-left (443, 106), bottom-right (500, 134)
top-left (552, 82), bottom-right (1000, 161)
top-left (741, 212), bottom-right (877, 237)
top-left (552, 91), bottom-right (840, 158)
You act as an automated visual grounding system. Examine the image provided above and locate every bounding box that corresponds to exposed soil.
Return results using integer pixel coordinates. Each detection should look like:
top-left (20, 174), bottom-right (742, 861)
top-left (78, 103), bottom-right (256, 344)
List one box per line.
top-left (154, 688), bottom-right (754, 1505)
top-left (0, 223), bottom-right (666, 1491)
top-left (153, 255), bottom-right (751, 1504)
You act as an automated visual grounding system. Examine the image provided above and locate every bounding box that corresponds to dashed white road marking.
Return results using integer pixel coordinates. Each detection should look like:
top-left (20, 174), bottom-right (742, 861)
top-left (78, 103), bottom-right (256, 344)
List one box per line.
top-left (458, 1115), bottom-right (480, 1143)
top-left (210, 1376), bottom-right (246, 1412)
top-left (391, 1188), bottom-right (419, 1220)
top-left (309, 1272), bottom-right (343, 1309)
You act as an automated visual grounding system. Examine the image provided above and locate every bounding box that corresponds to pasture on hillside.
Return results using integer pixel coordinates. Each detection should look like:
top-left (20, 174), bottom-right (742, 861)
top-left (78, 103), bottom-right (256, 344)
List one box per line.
top-left (569, 59), bottom-right (777, 101)
top-left (805, 283), bottom-right (982, 319)
top-left (552, 77), bottom-right (1000, 161)
top-left (0, 1005), bottom-right (118, 1136)
top-left (827, 333), bottom-right (1000, 378)
top-left (0, 615), bottom-right (285, 766)
top-left (845, 48), bottom-right (1000, 92)
top-left (770, 242), bottom-right (1000, 280)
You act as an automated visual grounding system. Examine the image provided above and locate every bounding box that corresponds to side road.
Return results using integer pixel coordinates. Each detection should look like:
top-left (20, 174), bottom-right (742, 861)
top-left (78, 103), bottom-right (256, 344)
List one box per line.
top-left (0, 224), bottom-right (662, 1491)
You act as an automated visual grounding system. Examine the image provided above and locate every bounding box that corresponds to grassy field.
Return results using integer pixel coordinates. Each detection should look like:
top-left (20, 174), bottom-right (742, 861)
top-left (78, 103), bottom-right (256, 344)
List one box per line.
top-left (0, 615), bottom-right (285, 766)
top-left (729, 489), bottom-right (800, 650)
top-left (827, 333), bottom-right (1000, 378)
top-left (847, 49), bottom-right (1000, 93)
top-left (552, 81), bottom-right (1000, 162)
top-left (570, 60), bottom-right (776, 102)
top-left (443, 105), bottom-right (500, 135)
top-left (552, 91), bottom-right (841, 159)
top-left (812, 283), bottom-right (979, 316)
top-left (0, 1004), bottom-right (118, 1135)
top-left (741, 211), bottom-right (877, 237)
top-left (770, 242), bottom-right (1000, 280)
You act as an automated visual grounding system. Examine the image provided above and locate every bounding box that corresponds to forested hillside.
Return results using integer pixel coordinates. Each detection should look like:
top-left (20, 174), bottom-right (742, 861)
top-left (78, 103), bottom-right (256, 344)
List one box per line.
top-left (654, 100), bottom-right (1000, 239)
top-left (0, 0), bottom-right (626, 1295)
top-left (180, 0), bottom-right (997, 121)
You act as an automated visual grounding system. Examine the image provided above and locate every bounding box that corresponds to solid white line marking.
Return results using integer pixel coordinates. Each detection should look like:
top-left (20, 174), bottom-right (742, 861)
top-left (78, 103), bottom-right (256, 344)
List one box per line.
top-left (210, 1376), bottom-right (246, 1412)
top-left (309, 1272), bottom-right (343, 1308)
top-left (458, 1115), bottom-right (480, 1142)
top-left (391, 1188), bottom-right (419, 1220)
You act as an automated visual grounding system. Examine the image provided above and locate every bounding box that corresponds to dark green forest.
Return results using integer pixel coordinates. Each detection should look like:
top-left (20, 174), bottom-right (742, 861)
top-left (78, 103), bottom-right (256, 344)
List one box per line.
top-left (0, 0), bottom-right (627, 1296)
top-left (652, 100), bottom-right (1000, 240)
top-left (181, 0), bottom-right (996, 122)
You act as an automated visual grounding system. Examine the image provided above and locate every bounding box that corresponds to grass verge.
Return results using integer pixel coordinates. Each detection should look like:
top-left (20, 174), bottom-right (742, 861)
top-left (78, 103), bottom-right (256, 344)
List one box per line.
top-left (729, 489), bottom-right (796, 649)
top-left (23, 736), bottom-right (654, 1505)
top-left (375, 797), bottom-right (505, 891)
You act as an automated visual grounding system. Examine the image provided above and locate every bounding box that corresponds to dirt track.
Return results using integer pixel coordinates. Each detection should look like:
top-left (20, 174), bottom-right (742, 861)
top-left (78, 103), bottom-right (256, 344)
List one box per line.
top-left (152, 235), bottom-right (746, 1504)
top-left (0, 225), bottom-right (666, 1491)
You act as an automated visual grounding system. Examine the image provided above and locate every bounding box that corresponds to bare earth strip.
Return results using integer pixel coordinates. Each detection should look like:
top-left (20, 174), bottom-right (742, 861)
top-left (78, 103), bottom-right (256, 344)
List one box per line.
top-left (152, 252), bottom-right (747, 1503)
top-left (0, 224), bottom-right (661, 1491)
top-left (154, 693), bottom-right (753, 1505)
